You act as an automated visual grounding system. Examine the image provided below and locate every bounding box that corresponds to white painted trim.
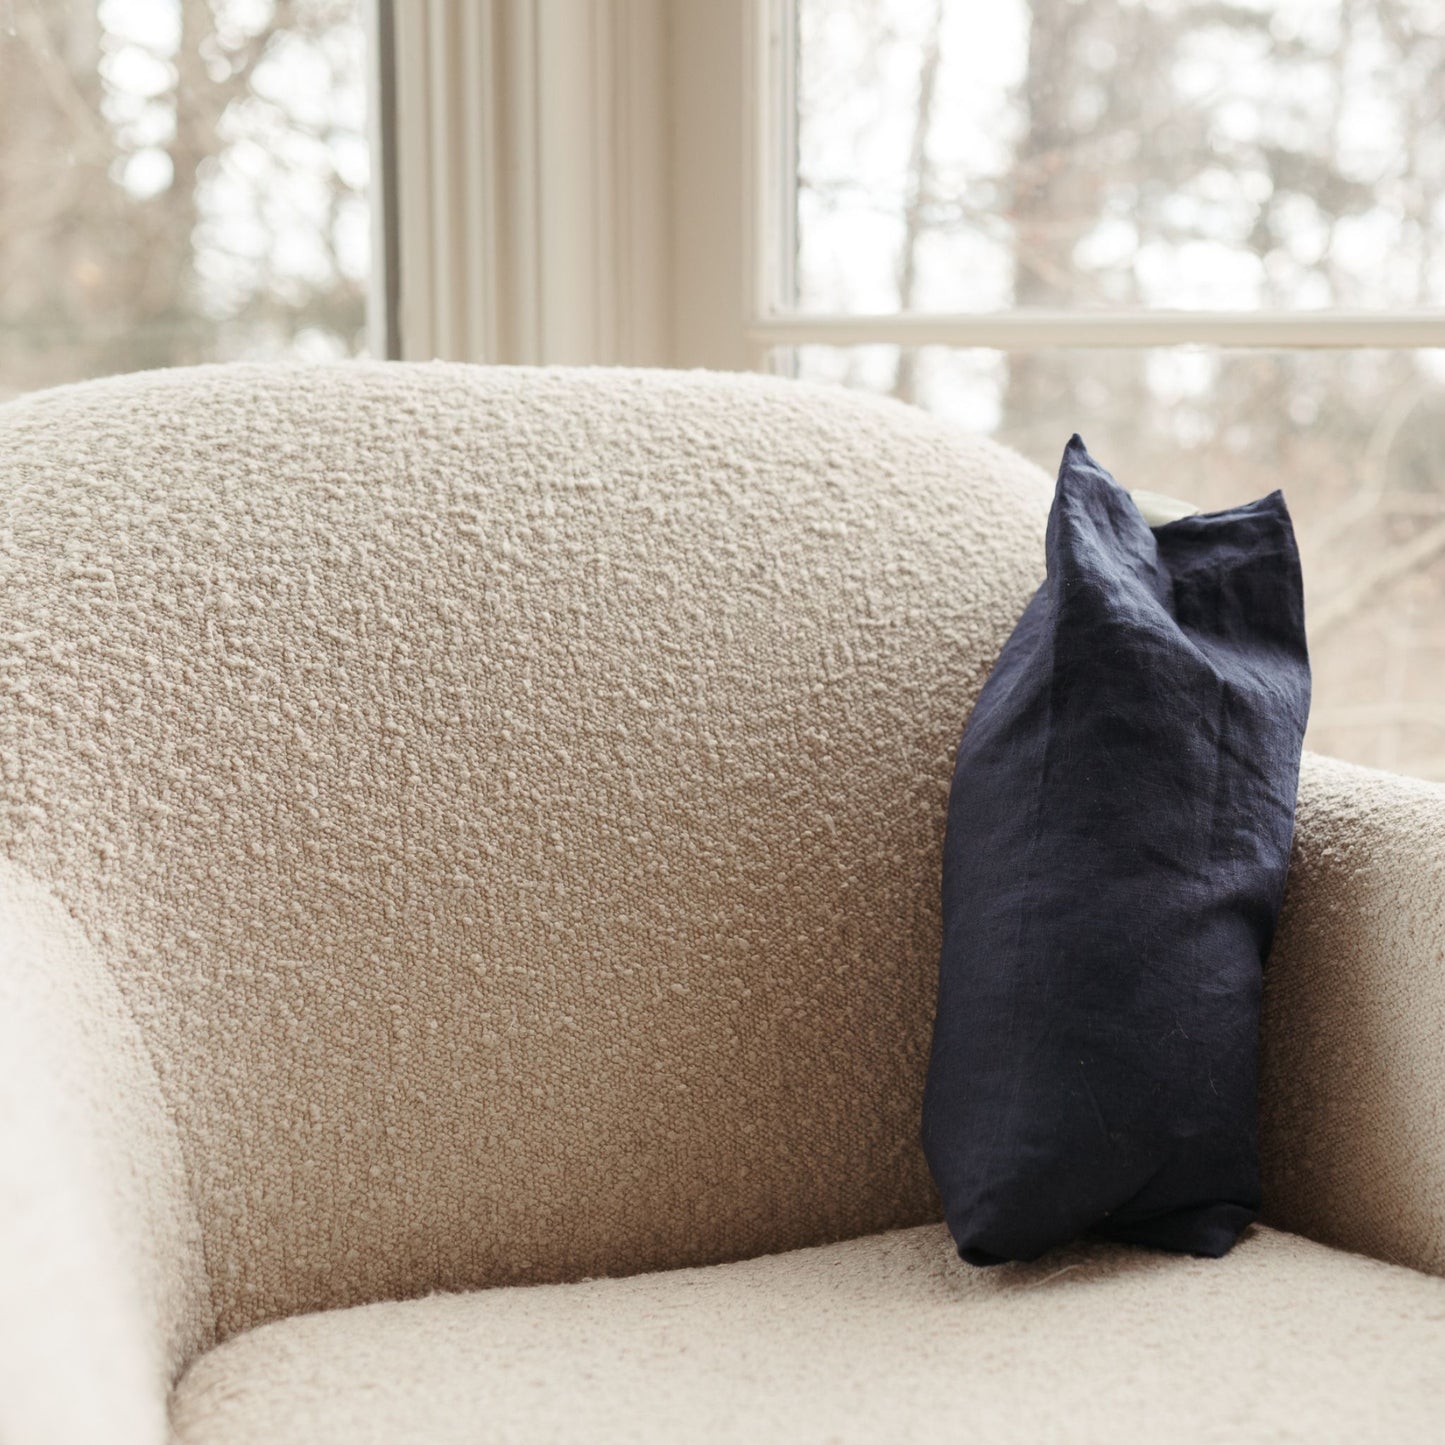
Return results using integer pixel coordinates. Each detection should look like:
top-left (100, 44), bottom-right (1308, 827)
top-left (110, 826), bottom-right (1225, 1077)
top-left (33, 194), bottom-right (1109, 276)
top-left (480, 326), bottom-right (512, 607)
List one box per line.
top-left (610, 0), bottom-right (670, 367)
top-left (746, 310), bottom-right (1445, 350)
top-left (391, 4), bottom-right (426, 355)
top-left (363, 0), bottom-right (398, 358)
top-left (457, 1), bottom-right (494, 361)
top-left (745, 0), bottom-right (794, 371)
top-left (388, 1), bottom-right (498, 362)
top-left (386, 0), bottom-right (671, 366)
top-left (496, 2), bottom-right (541, 362)
top-left (668, 0), bottom-right (754, 370)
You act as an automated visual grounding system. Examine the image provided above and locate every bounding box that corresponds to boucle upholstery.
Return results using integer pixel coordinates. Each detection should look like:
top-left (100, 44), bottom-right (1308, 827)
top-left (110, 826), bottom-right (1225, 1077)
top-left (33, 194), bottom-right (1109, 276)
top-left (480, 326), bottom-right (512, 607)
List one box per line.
top-left (0, 859), bottom-right (209, 1445)
top-left (1, 361), bottom-right (1443, 1444)
top-left (170, 1224), bottom-right (1445, 1445)
top-left (1261, 752), bottom-right (1445, 1276)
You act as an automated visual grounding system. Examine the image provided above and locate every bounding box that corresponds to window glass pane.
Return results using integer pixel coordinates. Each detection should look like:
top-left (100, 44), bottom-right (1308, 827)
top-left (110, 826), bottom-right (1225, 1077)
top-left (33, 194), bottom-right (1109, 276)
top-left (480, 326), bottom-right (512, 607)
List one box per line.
top-left (794, 0), bottom-right (1445, 314)
top-left (0, 0), bottom-right (369, 399)
top-left (784, 345), bottom-right (1445, 781)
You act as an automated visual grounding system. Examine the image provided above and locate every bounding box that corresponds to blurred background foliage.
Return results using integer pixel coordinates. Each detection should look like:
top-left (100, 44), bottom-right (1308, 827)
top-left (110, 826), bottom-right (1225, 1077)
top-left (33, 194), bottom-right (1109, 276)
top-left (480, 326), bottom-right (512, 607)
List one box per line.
top-left (793, 0), bottom-right (1445, 777)
top-left (0, 0), bottom-right (367, 396)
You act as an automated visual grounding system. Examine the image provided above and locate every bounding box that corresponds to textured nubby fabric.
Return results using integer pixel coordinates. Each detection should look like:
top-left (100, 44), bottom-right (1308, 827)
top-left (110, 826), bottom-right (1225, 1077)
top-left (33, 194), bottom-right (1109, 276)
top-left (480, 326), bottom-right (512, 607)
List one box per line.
top-left (0, 859), bottom-right (210, 1445)
top-left (924, 438), bottom-right (1310, 1265)
top-left (169, 1224), bottom-right (1445, 1445)
top-left (1, 363), bottom-right (1442, 1445)
top-left (1261, 751), bottom-right (1445, 1277)
top-left (0, 362), bottom-right (1049, 1345)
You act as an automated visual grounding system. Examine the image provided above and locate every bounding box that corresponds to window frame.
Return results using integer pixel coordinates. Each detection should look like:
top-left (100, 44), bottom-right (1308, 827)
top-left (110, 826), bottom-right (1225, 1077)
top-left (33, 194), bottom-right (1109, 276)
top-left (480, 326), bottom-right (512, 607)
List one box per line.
top-left (374, 0), bottom-right (1445, 368)
top-left (745, 0), bottom-right (1445, 356)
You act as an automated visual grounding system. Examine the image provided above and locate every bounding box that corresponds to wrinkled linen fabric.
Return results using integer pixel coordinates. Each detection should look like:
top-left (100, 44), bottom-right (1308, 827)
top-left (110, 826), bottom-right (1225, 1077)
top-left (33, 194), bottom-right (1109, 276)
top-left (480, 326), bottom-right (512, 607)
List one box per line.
top-left (924, 436), bottom-right (1310, 1265)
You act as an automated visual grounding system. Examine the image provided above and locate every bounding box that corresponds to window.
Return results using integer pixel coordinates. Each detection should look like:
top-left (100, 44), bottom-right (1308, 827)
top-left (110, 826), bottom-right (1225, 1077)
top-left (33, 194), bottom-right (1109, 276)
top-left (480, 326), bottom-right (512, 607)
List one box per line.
top-left (0, 0), bottom-right (370, 399)
top-left (754, 0), bottom-right (1445, 780)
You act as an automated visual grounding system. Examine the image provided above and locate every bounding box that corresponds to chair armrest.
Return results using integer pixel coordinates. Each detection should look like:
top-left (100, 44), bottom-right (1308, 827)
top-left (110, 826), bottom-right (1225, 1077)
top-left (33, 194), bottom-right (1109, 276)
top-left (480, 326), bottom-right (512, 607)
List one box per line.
top-left (0, 860), bottom-right (211, 1445)
top-left (1260, 751), bottom-right (1445, 1276)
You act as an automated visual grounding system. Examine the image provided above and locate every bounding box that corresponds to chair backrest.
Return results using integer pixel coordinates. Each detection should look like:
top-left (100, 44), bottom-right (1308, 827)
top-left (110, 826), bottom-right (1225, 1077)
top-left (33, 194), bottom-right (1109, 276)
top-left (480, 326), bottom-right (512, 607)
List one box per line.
top-left (0, 362), bottom-right (1049, 1337)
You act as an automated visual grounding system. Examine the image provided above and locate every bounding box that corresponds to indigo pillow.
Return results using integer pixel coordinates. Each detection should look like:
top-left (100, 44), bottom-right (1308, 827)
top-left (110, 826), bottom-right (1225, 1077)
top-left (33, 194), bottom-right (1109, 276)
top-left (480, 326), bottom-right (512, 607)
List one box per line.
top-left (922, 436), bottom-right (1310, 1265)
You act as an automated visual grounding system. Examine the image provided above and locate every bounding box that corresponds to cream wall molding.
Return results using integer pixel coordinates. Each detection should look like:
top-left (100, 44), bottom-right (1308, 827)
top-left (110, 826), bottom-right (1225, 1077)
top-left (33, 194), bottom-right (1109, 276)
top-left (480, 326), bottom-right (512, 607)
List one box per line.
top-left (383, 0), bottom-right (673, 367)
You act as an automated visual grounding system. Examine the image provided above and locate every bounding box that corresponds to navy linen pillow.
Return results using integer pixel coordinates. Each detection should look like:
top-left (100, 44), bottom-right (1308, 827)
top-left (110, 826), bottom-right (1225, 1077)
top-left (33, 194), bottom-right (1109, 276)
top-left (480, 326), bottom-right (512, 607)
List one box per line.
top-left (922, 436), bottom-right (1310, 1265)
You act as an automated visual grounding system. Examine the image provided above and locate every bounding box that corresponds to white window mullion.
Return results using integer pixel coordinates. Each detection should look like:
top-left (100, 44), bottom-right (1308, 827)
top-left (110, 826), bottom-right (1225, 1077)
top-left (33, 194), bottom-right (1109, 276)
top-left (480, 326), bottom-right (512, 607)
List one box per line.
top-left (365, 0), bottom-right (399, 359)
top-left (745, 0), bottom-right (797, 370)
top-left (746, 310), bottom-right (1445, 351)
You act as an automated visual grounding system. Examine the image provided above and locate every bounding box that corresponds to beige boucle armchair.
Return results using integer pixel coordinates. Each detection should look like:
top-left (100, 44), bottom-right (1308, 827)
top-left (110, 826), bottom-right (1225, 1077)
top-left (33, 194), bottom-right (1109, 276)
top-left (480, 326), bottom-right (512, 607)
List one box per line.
top-left (1, 364), bottom-right (1443, 1445)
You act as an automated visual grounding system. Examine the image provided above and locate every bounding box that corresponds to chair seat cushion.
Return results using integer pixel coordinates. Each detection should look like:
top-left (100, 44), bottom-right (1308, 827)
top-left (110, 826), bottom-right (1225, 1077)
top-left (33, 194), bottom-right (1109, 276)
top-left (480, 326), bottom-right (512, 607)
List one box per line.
top-left (170, 1223), bottom-right (1445, 1445)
